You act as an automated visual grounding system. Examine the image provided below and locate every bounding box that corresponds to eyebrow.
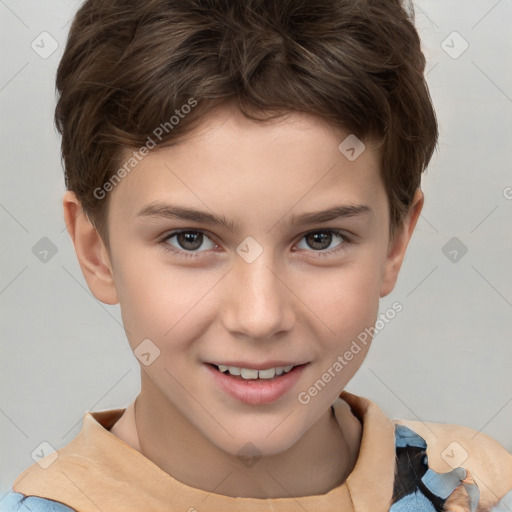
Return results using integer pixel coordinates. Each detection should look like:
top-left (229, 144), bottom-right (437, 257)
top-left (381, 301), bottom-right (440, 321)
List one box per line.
top-left (135, 201), bottom-right (371, 231)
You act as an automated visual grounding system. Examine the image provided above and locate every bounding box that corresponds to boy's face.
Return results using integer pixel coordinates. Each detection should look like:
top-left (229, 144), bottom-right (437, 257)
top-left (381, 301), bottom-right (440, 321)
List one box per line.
top-left (65, 103), bottom-right (422, 458)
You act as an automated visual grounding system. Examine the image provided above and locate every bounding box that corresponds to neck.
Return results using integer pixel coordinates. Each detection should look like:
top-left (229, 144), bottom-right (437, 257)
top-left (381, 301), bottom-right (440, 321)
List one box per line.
top-left (122, 379), bottom-right (361, 499)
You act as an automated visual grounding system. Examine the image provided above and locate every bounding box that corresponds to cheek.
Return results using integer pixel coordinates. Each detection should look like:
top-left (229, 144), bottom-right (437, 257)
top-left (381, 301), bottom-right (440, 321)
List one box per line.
top-left (293, 265), bottom-right (380, 410)
top-left (113, 251), bottom-right (210, 350)
top-left (310, 258), bottom-right (383, 330)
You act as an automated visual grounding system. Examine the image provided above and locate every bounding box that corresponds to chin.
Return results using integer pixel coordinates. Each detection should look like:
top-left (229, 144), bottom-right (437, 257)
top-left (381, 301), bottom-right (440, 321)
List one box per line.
top-left (208, 423), bottom-right (304, 460)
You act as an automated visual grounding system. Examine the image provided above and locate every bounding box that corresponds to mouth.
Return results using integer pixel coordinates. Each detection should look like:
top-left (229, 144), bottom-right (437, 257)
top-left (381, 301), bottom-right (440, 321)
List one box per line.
top-left (206, 362), bottom-right (310, 405)
top-left (208, 362), bottom-right (308, 381)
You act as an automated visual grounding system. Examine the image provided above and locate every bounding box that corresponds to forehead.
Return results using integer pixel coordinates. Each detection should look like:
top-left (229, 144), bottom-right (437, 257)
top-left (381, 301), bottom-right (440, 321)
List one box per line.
top-left (109, 105), bottom-right (385, 220)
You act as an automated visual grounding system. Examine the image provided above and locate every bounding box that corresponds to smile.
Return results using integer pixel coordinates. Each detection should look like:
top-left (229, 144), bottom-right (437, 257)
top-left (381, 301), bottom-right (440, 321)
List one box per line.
top-left (215, 364), bottom-right (295, 380)
top-left (206, 363), bottom-right (309, 405)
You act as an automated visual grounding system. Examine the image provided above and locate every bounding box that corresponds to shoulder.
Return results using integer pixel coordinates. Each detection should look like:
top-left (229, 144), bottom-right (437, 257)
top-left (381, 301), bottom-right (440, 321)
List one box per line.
top-left (0, 491), bottom-right (76, 512)
top-left (393, 418), bottom-right (512, 510)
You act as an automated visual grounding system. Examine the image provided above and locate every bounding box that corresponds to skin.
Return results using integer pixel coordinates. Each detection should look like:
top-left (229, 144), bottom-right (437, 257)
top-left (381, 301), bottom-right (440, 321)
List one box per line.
top-left (63, 103), bottom-right (423, 499)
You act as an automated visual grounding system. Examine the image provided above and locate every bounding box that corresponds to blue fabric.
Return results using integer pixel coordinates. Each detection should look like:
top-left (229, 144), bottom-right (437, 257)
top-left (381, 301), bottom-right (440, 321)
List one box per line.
top-left (390, 490), bottom-right (439, 511)
top-left (391, 424), bottom-right (481, 512)
top-left (422, 467), bottom-right (467, 499)
top-left (395, 423), bottom-right (428, 449)
top-left (0, 492), bottom-right (75, 512)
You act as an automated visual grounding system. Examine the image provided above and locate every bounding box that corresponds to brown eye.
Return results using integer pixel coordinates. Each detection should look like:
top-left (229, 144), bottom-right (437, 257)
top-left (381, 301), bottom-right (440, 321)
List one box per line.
top-left (295, 230), bottom-right (349, 258)
top-left (175, 231), bottom-right (203, 251)
top-left (305, 231), bottom-right (334, 250)
top-left (160, 230), bottom-right (216, 258)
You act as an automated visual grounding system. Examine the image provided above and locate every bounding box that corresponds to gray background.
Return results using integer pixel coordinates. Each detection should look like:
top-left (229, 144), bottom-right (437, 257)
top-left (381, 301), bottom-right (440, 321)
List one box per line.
top-left (1, 0), bottom-right (511, 497)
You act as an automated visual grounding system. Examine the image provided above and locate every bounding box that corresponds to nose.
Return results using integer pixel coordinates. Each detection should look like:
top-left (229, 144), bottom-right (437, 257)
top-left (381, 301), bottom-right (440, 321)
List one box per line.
top-left (221, 250), bottom-right (295, 341)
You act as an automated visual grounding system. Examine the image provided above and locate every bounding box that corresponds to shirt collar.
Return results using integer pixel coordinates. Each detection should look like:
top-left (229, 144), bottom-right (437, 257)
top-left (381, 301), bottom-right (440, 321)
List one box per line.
top-left (13, 390), bottom-right (396, 512)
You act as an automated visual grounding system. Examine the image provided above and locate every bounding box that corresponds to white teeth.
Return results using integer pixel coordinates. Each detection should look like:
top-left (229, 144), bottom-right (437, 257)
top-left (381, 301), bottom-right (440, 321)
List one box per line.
top-left (240, 368), bottom-right (259, 379)
top-left (258, 368), bottom-right (276, 379)
top-left (216, 364), bottom-right (296, 379)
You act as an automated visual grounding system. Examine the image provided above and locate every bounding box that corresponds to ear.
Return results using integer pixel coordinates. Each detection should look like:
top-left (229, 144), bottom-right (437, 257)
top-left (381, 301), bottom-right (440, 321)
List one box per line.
top-left (379, 189), bottom-right (424, 298)
top-left (63, 191), bottom-right (119, 305)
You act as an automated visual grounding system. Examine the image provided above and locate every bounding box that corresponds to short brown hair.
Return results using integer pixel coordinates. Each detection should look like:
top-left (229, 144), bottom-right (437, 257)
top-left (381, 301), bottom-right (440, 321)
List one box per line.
top-left (55, 0), bottom-right (438, 250)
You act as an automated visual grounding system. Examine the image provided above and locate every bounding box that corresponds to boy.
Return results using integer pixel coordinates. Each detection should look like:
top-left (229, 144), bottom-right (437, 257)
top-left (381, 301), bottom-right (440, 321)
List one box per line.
top-left (2, 0), bottom-right (512, 511)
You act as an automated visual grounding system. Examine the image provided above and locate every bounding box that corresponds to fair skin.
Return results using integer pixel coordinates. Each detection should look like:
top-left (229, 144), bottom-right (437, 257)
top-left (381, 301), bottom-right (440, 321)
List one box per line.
top-left (63, 103), bottom-right (423, 499)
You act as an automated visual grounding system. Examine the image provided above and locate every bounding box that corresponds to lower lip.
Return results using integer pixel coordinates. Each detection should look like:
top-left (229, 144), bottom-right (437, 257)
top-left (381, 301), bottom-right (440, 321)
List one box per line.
top-left (206, 363), bottom-right (308, 405)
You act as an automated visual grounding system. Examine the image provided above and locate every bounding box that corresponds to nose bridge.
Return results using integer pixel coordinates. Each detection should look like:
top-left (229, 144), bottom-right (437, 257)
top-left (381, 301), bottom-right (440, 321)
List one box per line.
top-left (223, 243), bottom-right (294, 339)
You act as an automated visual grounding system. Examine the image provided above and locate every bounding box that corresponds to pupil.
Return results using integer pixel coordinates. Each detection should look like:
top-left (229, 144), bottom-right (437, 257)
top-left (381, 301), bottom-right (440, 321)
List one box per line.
top-left (179, 232), bottom-right (202, 250)
top-left (308, 232), bottom-right (330, 250)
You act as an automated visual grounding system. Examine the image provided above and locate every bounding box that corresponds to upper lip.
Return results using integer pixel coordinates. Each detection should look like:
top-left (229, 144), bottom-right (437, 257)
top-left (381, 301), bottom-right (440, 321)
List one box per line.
top-left (208, 361), bottom-right (309, 370)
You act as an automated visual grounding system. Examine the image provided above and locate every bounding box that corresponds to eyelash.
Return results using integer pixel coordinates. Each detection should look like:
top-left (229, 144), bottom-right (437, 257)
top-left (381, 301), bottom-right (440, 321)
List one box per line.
top-left (157, 229), bottom-right (352, 260)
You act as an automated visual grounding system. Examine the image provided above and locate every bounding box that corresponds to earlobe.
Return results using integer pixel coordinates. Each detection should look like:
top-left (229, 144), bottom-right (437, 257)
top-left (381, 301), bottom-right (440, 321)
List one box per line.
top-left (63, 191), bottom-right (119, 305)
top-left (379, 189), bottom-right (424, 298)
